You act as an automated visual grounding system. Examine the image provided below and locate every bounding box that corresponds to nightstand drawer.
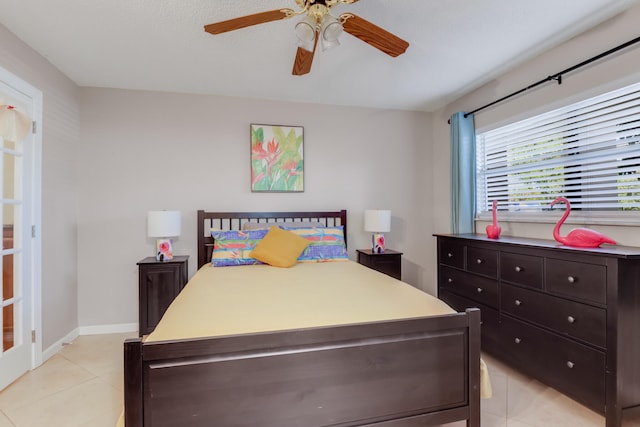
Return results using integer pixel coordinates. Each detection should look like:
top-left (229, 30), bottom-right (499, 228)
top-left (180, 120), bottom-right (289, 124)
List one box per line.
top-left (371, 256), bottom-right (401, 279)
top-left (501, 283), bottom-right (606, 348)
top-left (546, 258), bottom-right (606, 305)
top-left (439, 265), bottom-right (498, 308)
top-left (356, 249), bottom-right (402, 280)
top-left (500, 252), bottom-right (543, 289)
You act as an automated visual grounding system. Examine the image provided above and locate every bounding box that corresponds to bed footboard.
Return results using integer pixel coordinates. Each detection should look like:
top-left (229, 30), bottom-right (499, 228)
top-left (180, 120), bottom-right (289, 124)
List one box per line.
top-left (124, 308), bottom-right (480, 427)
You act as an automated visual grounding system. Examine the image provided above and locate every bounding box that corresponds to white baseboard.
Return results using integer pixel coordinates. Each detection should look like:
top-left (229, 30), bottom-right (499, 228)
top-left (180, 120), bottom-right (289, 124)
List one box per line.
top-left (40, 323), bottom-right (137, 367)
top-left (79, 323), bottom-right (138, 336)
top-left (42, 327), bottom-right (79, 362)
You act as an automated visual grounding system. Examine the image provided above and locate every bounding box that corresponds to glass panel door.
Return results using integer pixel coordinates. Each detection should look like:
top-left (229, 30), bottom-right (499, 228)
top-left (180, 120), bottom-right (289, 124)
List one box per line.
top-left (0, 74), bottom-right (35, 390)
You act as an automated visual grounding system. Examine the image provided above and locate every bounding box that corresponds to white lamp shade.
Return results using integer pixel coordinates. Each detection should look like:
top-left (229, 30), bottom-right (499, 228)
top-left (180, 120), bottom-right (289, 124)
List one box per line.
top-left (364, 210), bottom-right (391, 233)
top-left (147, 211), bottom-right (181, 237)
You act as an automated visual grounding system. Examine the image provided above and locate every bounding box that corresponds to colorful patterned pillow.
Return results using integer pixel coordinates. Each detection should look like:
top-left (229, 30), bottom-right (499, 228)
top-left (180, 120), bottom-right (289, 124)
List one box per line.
top-left (283, 226), bottom-right (349, 262)
top-left (210, 229), bottom-right (268, 267)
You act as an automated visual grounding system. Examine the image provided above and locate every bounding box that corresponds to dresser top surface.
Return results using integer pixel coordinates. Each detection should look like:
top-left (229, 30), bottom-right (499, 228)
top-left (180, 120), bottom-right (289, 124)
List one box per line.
top-left (434, 233), bottom-right (640, 259)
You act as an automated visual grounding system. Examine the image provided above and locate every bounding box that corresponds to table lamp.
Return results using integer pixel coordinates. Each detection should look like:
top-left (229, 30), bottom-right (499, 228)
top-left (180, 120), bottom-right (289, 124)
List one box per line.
top-left (147, 210), bottom-right (181, 261)
top-left (364, 210), bottom-right (391, 253)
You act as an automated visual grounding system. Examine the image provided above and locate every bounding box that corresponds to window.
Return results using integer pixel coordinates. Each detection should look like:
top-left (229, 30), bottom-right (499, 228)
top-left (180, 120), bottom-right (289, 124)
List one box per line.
top-left (476, 82), bottom-right (640, 219)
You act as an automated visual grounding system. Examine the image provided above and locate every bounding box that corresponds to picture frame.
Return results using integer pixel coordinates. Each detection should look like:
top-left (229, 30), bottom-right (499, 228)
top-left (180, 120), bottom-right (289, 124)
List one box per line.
top-left (250, 124), bottom-right (304, 192)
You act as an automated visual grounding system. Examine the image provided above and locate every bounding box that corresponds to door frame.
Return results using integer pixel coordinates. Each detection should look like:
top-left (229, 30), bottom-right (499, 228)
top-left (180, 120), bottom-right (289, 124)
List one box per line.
top-left (0, 66), bottom-right (43, 370)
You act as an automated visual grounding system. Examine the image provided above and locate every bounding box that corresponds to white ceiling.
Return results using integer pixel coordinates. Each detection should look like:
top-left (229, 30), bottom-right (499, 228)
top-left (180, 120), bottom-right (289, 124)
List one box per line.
top-left (0, 0), bottom-right (638, 112)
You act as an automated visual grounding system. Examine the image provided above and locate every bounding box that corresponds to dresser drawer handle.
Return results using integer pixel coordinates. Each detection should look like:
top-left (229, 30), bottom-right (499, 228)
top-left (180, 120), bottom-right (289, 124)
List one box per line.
top-left (477, 287), bottom-right (483, 293)
top-left (515, 299), bottom-right (522, 306)
top-left (476, 258), bottom-right (483, 264)
top-left (447, 252), bottom-right (453, 258)
top-left (514, 338), bottom-right (521, 344)
top-left (567, 276), bottom-right (576, 284)
top-left (515, 266), bottom-right (523, 273)
top-left (447, 278), bottom-right (453, 283)
top-left (567, 316), bottom-right (575, 324)
top-left (566, 361), bottom-right (574, 369)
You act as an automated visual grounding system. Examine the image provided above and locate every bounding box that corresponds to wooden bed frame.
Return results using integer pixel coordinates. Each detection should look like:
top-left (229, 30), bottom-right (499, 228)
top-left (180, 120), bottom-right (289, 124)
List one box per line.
top-left (123, 210), bottom-right (481, 427)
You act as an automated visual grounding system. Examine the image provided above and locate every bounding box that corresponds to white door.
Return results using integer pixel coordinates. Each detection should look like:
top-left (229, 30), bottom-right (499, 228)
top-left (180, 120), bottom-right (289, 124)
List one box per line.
top-left (0, 68), bottom-right (42, 390)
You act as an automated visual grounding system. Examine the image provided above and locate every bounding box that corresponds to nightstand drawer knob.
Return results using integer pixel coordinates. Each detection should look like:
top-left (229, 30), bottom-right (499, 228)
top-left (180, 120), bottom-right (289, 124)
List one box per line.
top-left (447, 278), bottom-right (453, 283)
top-left (515, 299), bottom-right (522, 306)
top-left (567, 276), bottom-right (576, 284)
top-left (476, 258), bottom-right (483, 264)
top-left (514, 338), bottom-right (521, 344)
top-left (477, 287), bottom-right (483, 293)
top-left (447, 252), bottom-right (453, 258)
top-left (566, 361), bottom-right (575, 369)
top-left (515, 266), bottom-right (522, 272)
top-left (567, 316), bottom-right (575, 324)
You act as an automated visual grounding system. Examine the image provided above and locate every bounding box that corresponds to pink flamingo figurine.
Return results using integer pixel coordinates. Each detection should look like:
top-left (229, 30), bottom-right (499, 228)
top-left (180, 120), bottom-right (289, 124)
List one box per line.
top-left (485, 200), bottom-right (501, 239)
top-left (550, 197), bottom-right (616, 248)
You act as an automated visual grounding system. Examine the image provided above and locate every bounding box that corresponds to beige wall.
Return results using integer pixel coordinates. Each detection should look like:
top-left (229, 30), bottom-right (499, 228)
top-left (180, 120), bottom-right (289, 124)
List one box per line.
top-left (429, 4), bottom-right (640, 295)
top-left (0, 24), bottom-right (81, 349)
top-left (77, 88), bottom-right (433, 327)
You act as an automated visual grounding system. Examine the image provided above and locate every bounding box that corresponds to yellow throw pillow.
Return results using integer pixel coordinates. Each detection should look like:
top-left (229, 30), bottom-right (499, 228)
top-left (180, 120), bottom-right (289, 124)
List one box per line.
top-left (250, 226), bottom-right (310, 268)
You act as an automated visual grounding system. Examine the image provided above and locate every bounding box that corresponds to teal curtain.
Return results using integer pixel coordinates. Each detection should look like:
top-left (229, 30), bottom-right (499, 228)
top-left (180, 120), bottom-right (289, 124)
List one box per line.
top-left (450, 112), bottom-right (476, 234)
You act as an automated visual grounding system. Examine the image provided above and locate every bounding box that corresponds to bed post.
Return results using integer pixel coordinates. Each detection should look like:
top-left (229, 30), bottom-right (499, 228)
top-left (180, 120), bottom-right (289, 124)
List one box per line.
top-left (124, 337), bottom-right (144, 427)
top-left (197, 210), bottom-right (206, 269)
top-left (466, 308), bottom-right (481, 427)
top-left (340, 209), bottom-right (347, 248)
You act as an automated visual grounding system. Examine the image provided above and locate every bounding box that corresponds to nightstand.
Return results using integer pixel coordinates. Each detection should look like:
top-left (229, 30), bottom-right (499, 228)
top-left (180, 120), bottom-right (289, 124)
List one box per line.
top-left (137, 256), bottom-right (189, 336)
top-left (356, 249), bottom-right (403, 280)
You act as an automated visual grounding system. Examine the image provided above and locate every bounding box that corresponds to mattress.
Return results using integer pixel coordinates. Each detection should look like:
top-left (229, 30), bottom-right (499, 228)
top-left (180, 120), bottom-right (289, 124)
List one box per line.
top-left (146, 260), bottom-right (458, 342)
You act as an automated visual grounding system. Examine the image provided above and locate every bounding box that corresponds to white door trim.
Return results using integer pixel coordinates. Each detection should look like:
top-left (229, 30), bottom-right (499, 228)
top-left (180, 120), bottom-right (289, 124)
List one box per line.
top-left (0, 66), bottom-right (43, 370)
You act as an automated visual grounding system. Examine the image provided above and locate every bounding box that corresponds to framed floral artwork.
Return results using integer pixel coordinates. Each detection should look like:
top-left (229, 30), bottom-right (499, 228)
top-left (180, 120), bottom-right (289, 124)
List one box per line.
top-left (250, 124), bottom-right (304, 192)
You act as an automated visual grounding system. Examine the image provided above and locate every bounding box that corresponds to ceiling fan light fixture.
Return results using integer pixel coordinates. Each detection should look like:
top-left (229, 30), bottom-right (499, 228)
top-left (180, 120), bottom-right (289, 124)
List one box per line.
top-left (321, 37), bottom-right (340, 51)
top-left (320, 14), bottom-right (343, 51)
top-left (295, 16), bottom-right (317, 52)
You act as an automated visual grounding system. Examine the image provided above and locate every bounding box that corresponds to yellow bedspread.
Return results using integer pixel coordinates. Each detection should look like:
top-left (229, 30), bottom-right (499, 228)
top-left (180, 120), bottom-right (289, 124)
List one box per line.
top-left (147, 261), bottom-right (456, 342)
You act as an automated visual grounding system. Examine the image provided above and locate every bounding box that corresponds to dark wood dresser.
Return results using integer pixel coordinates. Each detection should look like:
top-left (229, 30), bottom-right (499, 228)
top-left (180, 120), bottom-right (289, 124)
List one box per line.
top-left (435, 233), bottom-right (640, 427)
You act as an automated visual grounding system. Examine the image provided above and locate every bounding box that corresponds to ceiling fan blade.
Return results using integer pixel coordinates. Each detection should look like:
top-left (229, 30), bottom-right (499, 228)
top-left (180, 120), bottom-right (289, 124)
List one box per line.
top-left (204, 9), bottom-right (294, 35)
top-left (340, 13), bottom-right (409, 57)
top-left (292, 33), bottom-right (318, 76)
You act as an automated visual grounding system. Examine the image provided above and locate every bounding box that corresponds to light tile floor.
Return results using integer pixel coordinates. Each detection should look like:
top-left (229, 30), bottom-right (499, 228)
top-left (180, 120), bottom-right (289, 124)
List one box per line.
top-left (0, 333), bottom-right (134, 427)
top-left (0, 333), bottom-right (637, 426)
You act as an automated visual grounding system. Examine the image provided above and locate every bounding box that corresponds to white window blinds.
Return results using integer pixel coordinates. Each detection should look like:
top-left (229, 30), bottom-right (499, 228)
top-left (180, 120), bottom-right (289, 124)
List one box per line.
top-left (476, 81), bottom-right (640, 215)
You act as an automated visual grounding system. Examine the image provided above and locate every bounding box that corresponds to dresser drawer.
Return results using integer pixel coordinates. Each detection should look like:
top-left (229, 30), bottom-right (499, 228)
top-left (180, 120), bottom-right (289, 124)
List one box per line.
top-left (438, 290), bottom-right (500, 354)
top-left (500, 252), bottom-right (543, 289)
top-left (501, 316), bottom-right (605, 412)
top-left (439, 265), bottom-right (499, 308)
top-left (501, 283), bottom-right (606, 348)
top-left (545, 258), bottom-right (606, 305)
top-left (439, 238), bottom-right (465, 269)
top-left (466, 246), bottom-right (498, 278)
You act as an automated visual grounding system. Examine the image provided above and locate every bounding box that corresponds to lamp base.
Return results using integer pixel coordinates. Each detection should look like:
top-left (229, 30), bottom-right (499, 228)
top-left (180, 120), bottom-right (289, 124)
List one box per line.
top-left (372, 233), bottom-right (385, 254)
top-left (156, 238), bottom-right (174, 261)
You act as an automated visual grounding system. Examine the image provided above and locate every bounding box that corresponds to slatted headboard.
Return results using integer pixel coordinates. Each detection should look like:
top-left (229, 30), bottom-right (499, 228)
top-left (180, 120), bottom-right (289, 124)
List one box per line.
top-left (197, 210), bottom-right (348, 269)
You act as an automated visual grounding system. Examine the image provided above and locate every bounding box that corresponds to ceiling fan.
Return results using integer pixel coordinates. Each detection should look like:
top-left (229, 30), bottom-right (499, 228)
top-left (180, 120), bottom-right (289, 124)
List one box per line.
top-left (204, 0), bottom-right (409, 76)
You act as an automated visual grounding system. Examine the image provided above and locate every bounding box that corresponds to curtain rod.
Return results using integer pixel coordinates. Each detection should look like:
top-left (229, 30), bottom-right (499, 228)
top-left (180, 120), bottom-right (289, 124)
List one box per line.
top-left (463, 35), bottom-right (640, 118)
